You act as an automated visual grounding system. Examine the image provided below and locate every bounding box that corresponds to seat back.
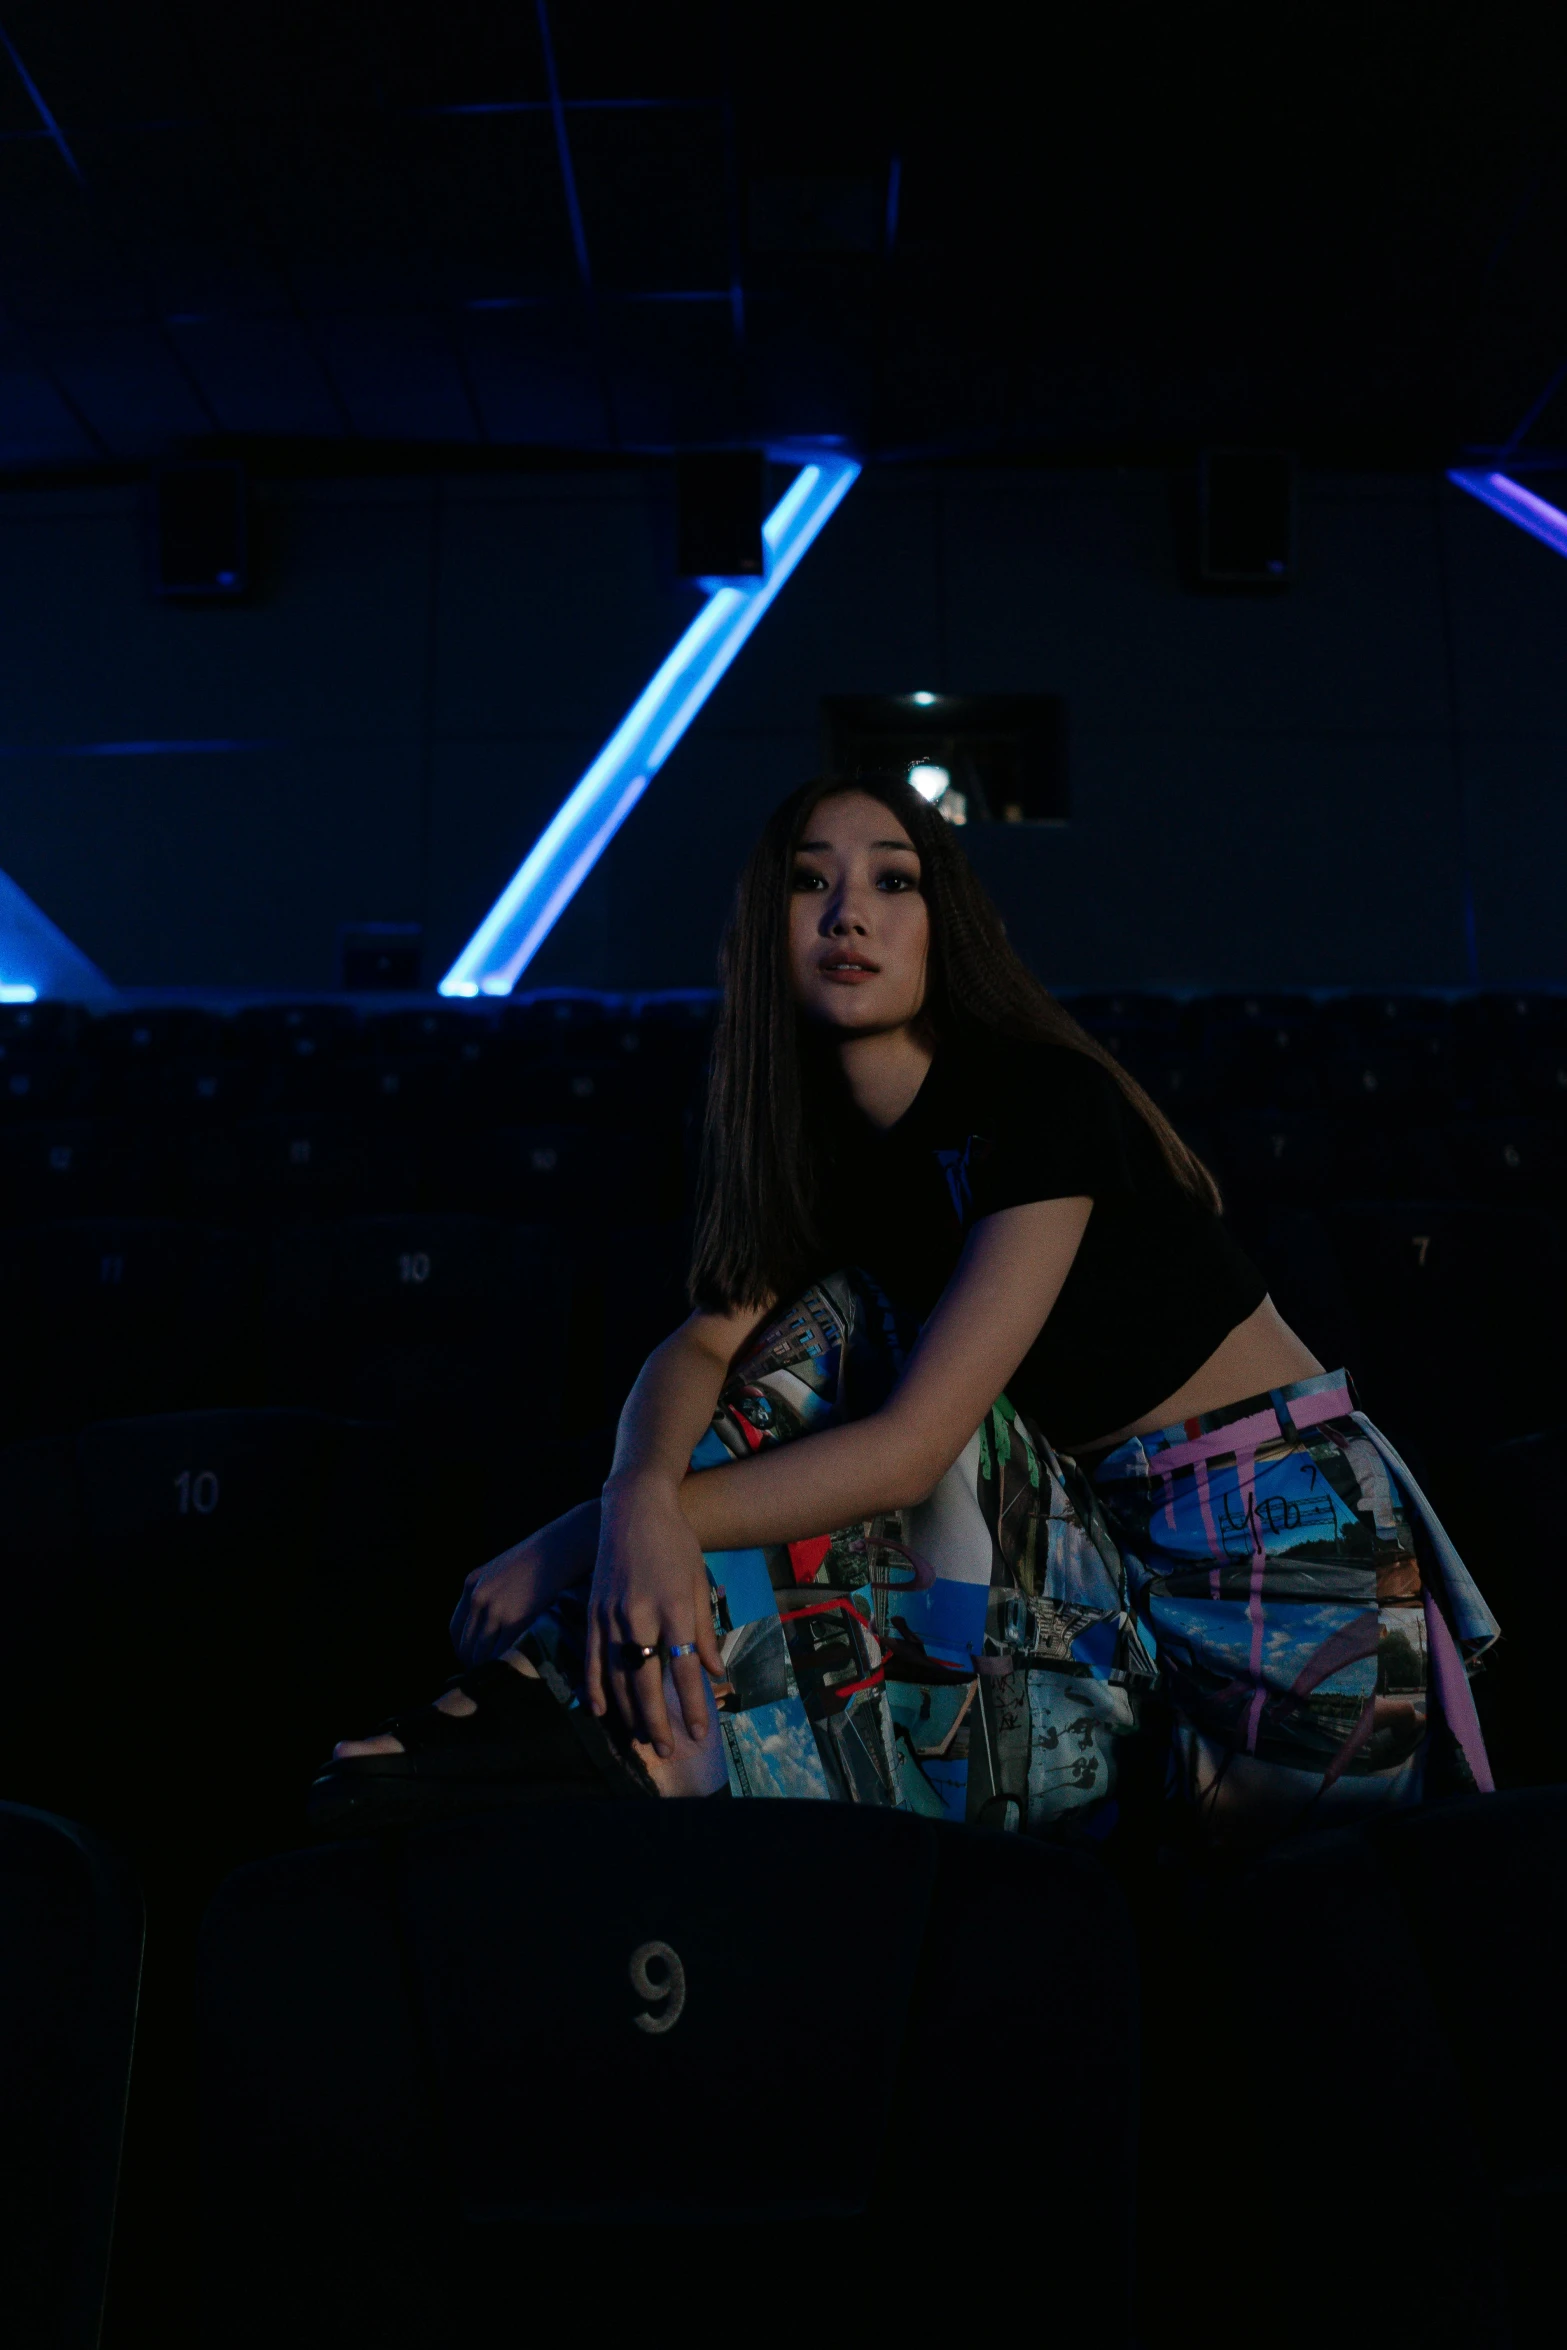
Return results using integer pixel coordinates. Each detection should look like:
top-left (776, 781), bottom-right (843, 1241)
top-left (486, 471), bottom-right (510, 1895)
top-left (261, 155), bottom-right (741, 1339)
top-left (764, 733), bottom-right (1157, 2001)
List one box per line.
top-left (0, 1410), bottom-right (465, 1876)
top-left (199, 1807), bottom-right (1138, 2335)
top-left (0, 1804), bottom-right (142, 2350)
top-left (1141, 1789), bottom-right (1567, 2346)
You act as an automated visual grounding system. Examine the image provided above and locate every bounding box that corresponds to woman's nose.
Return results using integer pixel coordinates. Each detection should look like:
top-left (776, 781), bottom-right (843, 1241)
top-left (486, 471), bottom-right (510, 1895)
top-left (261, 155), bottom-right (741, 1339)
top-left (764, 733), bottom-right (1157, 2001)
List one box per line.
top-left (824, 904), bottom-right (869, 934)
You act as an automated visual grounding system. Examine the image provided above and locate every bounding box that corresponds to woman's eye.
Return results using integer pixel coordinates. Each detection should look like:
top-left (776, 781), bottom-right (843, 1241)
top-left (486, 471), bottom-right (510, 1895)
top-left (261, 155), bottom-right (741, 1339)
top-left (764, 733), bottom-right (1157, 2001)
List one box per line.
top-left (877, 871), bottom-right (916, 891)
top-left (790, 868), bottom-right (827, 891)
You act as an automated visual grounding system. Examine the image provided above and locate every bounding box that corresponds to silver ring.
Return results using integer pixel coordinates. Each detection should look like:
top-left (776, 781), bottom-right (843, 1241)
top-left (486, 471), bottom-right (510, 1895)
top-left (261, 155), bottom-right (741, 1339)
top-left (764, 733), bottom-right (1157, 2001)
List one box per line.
top-left (623, 1642), bottom-right (660, 1669)
top-left (667, 1641), bottom-right (698, 1660)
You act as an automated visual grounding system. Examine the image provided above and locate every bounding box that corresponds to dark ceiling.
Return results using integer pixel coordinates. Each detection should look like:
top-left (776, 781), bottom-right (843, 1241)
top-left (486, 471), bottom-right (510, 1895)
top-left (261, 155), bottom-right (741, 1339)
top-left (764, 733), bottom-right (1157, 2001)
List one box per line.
top-left (1, 0), bottom-right (1564, 477)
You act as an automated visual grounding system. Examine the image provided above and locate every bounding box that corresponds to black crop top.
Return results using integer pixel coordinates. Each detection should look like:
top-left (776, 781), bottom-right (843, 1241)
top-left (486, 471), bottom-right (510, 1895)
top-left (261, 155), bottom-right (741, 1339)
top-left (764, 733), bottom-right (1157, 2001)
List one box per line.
top-left (816, 1024), bottom-right (1266, 1448)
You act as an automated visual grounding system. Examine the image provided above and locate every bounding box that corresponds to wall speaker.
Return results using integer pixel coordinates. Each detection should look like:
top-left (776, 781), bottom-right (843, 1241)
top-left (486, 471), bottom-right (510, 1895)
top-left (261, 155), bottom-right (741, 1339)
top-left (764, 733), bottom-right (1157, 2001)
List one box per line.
top-left (1198, 449), bottom-right (1296, 585)
top-left (153, 461), bottom-right (248, 598)
top-left (676, 451), bottom-right (764, 579)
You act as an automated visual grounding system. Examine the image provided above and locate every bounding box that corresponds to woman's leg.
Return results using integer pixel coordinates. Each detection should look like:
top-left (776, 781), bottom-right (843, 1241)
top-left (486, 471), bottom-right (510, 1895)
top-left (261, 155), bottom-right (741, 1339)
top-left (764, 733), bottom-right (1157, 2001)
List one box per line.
top-left (314, 1265), bottom-right (1145, 1830)
top-left (1088, 1369), bottom-right (1500, 1857)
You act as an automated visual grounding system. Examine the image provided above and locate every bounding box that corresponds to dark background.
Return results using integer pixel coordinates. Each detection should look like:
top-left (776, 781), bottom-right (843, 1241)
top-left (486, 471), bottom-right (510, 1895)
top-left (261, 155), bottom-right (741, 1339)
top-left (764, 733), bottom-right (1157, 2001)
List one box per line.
top-left (0, 1), bottom-right (1564, 995)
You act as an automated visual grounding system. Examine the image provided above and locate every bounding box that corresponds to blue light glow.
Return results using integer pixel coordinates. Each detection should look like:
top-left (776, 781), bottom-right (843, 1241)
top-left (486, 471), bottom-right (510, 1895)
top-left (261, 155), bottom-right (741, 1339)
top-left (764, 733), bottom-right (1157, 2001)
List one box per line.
top-left (1448, 470), bottom-right (1567, 560)
top-left (0, 25), bottom-right (80, 180)
top-left (910, 690), bottom-right (938, 705)
top-left (0, 863), bottom-right (115, 1003)
top-left (439, 454), bottom-right (860, 997)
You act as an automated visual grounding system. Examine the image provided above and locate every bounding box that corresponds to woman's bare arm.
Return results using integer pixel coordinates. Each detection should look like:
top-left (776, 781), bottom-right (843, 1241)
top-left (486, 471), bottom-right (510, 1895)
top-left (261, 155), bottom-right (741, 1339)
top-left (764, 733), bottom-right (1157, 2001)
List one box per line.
top-left (604, 1303), bottom-right (772, 1497)
top-left (582, 1298), bottom-right (773, 1754)
top-left (584, 1198), bottom-right (1088, 1756)
top-left (677, 1197), bottom-right (1092, 1549)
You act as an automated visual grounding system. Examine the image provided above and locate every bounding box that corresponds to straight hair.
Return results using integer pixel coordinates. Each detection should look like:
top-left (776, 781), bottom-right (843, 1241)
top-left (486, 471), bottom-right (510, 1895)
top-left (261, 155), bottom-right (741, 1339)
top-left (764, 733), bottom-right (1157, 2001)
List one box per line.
top-left (690, 774), bottom-right (1220, 1313)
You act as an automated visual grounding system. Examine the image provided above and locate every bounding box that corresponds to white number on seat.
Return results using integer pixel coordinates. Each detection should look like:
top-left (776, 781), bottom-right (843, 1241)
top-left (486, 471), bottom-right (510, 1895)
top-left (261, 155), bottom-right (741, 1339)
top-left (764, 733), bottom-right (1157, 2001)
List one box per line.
top-left (629, 1940), bottom-right (686, 2036)
top-left (398, 1251), bottom-right (431, 1283)
top-left (175, 1469), bottom-right (221, 1515)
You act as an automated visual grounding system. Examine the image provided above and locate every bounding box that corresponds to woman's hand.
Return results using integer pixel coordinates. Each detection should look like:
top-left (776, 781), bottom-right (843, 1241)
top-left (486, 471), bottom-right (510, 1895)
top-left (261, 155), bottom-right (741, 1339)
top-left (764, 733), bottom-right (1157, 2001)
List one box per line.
top-left (585, 1474), bottom-right (724, 1757)
top-left (449, 1500), bottom-right (600, 1665)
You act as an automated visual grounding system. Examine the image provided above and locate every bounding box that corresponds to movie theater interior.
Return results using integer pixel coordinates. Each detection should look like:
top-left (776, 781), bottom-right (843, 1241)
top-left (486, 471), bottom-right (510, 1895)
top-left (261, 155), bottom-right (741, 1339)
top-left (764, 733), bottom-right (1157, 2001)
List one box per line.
top-left (1, 7), bottom-right (1564, 2344)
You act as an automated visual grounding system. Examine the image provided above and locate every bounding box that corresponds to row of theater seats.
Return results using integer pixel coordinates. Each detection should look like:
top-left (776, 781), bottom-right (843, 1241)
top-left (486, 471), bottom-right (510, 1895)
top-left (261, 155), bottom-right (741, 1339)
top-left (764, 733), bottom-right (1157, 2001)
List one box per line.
top-left (6, 1787), bottom-right (1562, 2347)
top-left (2, 989), bottom-right (1563, 2342)
top-left (0, 1210), bottom-right (690, 1459)
top-left (2, 991), bottom-right (1566, 1217)
top-left (1, 989), bottom-right (1565, 1443)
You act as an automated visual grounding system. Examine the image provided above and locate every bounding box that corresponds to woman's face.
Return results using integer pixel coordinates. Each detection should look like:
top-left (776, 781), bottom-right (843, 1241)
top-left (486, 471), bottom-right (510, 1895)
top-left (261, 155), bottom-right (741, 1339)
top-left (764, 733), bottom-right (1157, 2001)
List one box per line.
top-left (786, 790), bottom-right (930, 1035)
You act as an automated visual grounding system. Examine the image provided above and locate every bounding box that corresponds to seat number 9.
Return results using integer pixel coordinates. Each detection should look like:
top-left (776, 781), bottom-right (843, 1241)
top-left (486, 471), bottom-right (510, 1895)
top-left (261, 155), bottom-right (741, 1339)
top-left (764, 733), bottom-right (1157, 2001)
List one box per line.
top-left (629, 1940), bottom-right (685, 2035)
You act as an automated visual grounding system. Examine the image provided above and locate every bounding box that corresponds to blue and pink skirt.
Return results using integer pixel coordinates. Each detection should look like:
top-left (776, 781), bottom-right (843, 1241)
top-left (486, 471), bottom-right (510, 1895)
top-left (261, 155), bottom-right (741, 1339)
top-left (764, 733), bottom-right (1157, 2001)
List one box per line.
top-left (530, 1280), bottom-right (1499, 1852)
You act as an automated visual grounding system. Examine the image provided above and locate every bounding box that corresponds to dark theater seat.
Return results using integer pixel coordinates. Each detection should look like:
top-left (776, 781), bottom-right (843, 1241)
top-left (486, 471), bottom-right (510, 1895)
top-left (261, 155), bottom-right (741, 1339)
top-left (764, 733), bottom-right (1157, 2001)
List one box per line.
top-left (1324, 1200), bottom-right (1565, 1449)
top-left (0, 1410), bottom-right (470, 1875)
top-left (1139, 1788), bottom-right (1567, 2349)
top-left (198, 1803), bottom-right (1138, 2342)
top-left (264, 1213), bottom-right (570, 1440)
top-left (1, 1219), bottom-right (264, 1439)
top-left (0, 1803), bottom-right (142, 2350)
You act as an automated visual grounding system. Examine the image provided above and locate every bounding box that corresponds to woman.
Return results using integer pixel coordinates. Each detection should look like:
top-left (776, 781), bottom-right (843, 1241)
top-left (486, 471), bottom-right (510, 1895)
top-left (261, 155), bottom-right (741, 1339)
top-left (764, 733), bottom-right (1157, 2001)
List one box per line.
top-left (313, 777), bottom-right (1497, 1853)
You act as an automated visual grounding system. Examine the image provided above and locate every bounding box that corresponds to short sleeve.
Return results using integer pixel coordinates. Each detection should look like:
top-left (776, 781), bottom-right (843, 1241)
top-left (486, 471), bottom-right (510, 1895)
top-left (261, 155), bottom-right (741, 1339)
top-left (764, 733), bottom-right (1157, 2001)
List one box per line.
top-left (967, 1046), bottom-right (1145, 1220)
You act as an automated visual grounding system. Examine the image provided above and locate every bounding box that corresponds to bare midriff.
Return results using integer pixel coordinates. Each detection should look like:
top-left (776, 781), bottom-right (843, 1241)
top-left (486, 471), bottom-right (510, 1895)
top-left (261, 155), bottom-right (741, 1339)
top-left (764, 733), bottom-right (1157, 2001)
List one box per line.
top-left (1069, 1295), bottom-right (1327, 1456)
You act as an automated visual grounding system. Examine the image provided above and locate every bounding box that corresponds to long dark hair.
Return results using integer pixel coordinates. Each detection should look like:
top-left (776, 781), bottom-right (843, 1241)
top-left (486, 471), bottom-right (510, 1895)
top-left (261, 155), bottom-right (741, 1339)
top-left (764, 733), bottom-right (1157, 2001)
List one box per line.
top-left (689, 774), bottom-right (1220, 1312)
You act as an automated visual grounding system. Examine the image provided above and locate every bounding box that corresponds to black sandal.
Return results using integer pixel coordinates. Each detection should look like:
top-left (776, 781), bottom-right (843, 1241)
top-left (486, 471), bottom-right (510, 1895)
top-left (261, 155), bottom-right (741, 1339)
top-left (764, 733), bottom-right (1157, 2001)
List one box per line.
top-left (306, 1657), bottom-right (654, 1837)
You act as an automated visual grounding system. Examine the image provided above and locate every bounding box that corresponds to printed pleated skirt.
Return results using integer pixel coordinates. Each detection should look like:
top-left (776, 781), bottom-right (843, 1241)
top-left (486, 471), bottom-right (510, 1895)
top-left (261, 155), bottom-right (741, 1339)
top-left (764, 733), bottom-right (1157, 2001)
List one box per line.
top-left (529, 1273), bottom-right (1499, 1850)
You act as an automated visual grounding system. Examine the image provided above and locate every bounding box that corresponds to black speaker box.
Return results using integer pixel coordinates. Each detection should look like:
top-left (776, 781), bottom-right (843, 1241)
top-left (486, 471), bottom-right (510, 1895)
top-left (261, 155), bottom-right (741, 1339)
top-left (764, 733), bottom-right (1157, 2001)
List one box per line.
top-left (153, 462), bottom-right (248, 598)
top-left (675, 451), bottom-right (764, 579)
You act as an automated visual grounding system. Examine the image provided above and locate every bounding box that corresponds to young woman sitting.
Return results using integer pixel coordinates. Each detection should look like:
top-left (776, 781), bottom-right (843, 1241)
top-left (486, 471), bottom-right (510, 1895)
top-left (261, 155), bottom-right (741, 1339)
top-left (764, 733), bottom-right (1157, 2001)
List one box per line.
top-left (312, 777), bottom-right (1497, 1853)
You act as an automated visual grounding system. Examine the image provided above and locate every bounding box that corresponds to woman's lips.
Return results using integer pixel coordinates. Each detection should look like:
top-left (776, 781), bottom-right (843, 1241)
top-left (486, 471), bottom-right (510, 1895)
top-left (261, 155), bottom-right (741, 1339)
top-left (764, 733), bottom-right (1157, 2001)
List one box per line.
top-left (818, 960), bottom-right (879, 983)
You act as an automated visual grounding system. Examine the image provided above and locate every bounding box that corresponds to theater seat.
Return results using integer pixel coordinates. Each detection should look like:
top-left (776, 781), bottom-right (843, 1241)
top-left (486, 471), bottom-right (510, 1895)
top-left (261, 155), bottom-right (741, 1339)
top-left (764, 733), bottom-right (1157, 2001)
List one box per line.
top-left (198, 1805), bottom-right (1138, 2341)
top-left (0, 1410), bottom-right (468, 1878)
top-left (1462, 1426), bottom-right (1567, 1790)
top-left (433, 1120), bottom-right (677, 1223)
top-left (0, 1803), bottom-right (142, 2350)
top-left (264, 1214), bottom-right (570, 1444)
top-left (0, 1120), bottom-right (145, 1219)
top-left (1140, 1790), bottom-right (1566, 2348)
top-left (180, 1113), bottom-right (417, 1219)
top-left (1324, 1200), bottom-right (1565, 1450)
top-left (1, 1220), bottom-right (264, 1436)
top-left (1442, 1117), bottom-right (1567, 1204)
top-left (1214, 1106), bottom-right (1340, 1205)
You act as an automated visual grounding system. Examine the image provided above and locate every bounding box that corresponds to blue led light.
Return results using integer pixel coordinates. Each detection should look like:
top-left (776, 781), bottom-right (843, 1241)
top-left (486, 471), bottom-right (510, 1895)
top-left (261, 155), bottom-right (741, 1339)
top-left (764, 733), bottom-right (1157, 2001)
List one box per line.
top-left (1448, 470), bottom-right (1567, 560)
top-left (439, 454), bottom-right (860, 997)
top-left (0, 863), bottom-right (116, 1004)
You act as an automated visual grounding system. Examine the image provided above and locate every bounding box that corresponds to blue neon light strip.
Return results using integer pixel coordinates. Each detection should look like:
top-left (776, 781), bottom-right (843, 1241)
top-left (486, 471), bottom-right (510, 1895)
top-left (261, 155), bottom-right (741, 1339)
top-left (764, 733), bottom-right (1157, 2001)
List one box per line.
top-left (1448, 469), bottom-right (1567, 560)
top-left (439, 454), bottom-right (860, 997)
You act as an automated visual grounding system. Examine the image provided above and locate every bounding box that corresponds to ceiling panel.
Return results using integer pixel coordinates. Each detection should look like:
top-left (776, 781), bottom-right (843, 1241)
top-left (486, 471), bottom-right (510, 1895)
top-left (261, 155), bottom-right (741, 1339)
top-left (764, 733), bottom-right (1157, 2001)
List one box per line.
top-left (570, 107), bottom-right (730, 292)
top-left (0, 339), bottom-right (101, 461)
top-left (459, 303), bottom-right (607, 446)
top-left (400, 114), bottom-right (581, 307)
top-left (0, 1), bottom-right (1557, 470)
top-left (0, 0), bottom-right (204, 128)
top-left (29, 316), bottom-right (218, 448)
top-left (603, 301), bottom-right (738, 445)
top-left (163, 312), bottom-right (346, 436)
top-left (546, 0), bottom-right (725, 103)
top-left (318, 310), bottom-right (482, 442)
